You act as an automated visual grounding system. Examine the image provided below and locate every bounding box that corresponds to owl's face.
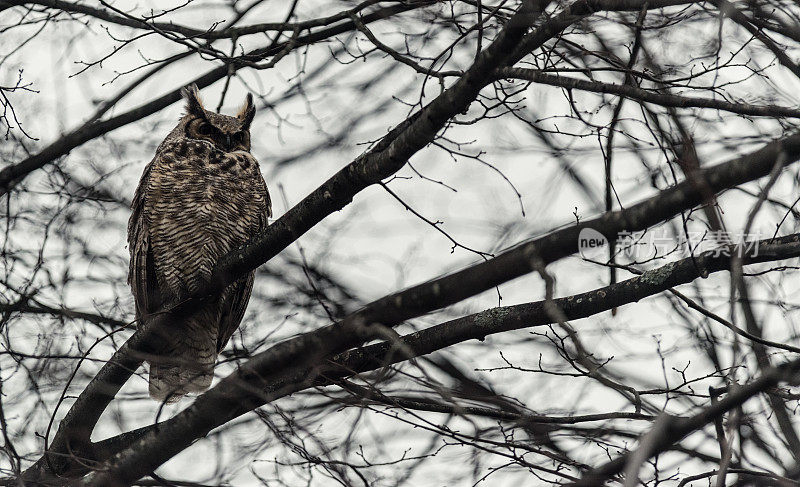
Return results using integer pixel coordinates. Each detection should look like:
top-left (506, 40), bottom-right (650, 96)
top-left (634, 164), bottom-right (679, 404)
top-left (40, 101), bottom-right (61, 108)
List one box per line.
top-left (181, 85), bottom-right (255, 153)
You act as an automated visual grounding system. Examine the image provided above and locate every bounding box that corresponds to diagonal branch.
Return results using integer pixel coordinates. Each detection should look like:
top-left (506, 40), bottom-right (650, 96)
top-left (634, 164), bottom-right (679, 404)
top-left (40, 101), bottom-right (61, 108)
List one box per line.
top-left (327, 235), bottom-right (800, 381)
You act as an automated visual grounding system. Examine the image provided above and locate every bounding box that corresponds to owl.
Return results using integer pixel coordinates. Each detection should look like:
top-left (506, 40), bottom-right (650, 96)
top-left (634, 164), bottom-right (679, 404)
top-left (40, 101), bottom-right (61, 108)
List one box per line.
top-left (127, 85), bottom-right (271, 402)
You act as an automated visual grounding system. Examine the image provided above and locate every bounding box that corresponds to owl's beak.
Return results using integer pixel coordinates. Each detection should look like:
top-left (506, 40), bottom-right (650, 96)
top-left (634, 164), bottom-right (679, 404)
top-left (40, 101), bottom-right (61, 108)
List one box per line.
top-left (225, 134), bottom-right (233, 151)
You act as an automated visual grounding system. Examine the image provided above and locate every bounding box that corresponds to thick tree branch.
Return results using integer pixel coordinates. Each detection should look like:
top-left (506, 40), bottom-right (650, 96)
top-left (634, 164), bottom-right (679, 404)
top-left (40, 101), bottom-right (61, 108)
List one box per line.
top-left (325, 235), bottom-right (800, 380)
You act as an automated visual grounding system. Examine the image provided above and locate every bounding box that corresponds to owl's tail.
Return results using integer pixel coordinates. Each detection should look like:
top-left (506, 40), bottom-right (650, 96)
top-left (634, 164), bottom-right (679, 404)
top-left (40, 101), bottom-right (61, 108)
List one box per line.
top-left (148, 362), bottom-right (214, 403)
top-left (148, 314), bottom-right (218, 403)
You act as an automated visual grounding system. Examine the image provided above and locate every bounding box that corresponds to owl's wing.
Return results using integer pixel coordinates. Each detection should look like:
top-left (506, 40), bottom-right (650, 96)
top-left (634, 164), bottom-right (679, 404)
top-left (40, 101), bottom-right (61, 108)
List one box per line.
top-left (216, 275), bottom-right (254, 353)
top-left (128, 156), bottom-right (163, 320)
top-left (216, 172), bottom-right (272, 352)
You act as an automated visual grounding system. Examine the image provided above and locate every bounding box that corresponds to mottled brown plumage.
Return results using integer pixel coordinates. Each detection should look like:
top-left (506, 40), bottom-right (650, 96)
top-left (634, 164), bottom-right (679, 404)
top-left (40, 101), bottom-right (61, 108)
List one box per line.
top-left (128, 85), bottom-right (271, 402)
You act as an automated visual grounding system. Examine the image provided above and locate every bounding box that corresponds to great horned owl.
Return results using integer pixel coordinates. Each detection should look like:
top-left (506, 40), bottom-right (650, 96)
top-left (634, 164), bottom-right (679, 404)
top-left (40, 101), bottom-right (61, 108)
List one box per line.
top-left (128, 85), bottom-right (271, 402)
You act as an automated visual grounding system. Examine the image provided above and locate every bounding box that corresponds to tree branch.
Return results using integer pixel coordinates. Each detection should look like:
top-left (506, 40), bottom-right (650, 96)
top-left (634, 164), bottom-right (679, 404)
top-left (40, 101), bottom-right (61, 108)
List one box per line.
top-left (567, 358), bottom-right (800, 486)
top-left (496, 67), bottom-right (800, 118)
top-left (3, 0), bottom-right (388, 40)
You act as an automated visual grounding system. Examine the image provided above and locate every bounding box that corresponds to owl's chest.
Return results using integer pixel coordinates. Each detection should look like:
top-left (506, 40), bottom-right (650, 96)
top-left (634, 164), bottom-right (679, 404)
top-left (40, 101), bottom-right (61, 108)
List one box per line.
top-left (148, 144), bottom-right (267, 234)
top-left (187, 161), bottom-right (256, 214)
top-left (144, 141), bottom-right (268, 292)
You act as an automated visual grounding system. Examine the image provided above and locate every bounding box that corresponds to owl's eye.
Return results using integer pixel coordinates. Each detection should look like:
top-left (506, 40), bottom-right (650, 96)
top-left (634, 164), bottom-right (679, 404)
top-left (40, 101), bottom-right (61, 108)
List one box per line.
top-left (197, 124), bottom-right (214, 136)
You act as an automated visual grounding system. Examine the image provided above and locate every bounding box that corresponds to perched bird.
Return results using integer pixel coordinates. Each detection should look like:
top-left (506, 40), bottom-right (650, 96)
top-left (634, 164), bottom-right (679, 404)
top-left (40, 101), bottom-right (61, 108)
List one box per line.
top-left (128, 85), bottom-right (271, 402)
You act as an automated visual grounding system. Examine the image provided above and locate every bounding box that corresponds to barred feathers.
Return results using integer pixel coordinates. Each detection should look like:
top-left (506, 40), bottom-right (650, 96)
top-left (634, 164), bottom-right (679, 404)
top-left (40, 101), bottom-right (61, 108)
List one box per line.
top-left (128, 136), bottom-right (270, 403)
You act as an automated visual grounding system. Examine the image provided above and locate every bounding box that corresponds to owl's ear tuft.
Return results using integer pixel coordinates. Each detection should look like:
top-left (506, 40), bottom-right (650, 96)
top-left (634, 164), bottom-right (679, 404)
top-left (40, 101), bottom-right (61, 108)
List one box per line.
top-left (237, 93), bottom-right (255, 128)
top-left (182, 84), bottom-right (206, 118)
